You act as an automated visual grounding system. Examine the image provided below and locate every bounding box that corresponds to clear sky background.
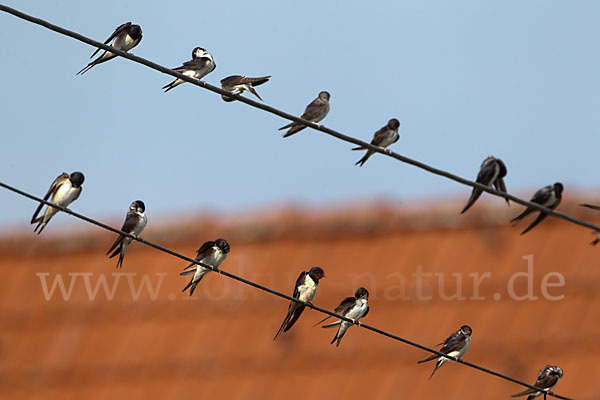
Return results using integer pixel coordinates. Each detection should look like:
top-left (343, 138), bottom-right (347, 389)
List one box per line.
top-left (1, 1), bottom-right (599, 230)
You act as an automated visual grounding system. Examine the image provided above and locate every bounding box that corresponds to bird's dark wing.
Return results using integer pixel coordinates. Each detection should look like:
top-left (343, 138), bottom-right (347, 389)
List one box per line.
top-left (530, 186), bottom-right (552, 205)
top-left (239, 75), bottom-right (271, 86)
top-left (195, 241), bottom-right (217, 260)
top-left (581, 203), bottom-right (600, 210)
top-left (493, 178), bottom-right (509, 204)
top-left (370, 125), bottom-right (390, 146)
top-left (175, 58), bottom-right (212, 72)
top-left (120, 211), bottom-right (140, 234)
top-left (535, 371), bottom-right (560, 390)
top-left (439, 331), bottom-right (465, 355)
top-left (496, 158), bottom-right (508, 178)
top-left (90, 22), bottom-right (131, 58)
top-left (300, 98), bottom-right (327, 121)
top-left (292, 271), bottom-right (307, 299)
top-left (333, 296), bottom-right (357, 315)
top-left (476, 160), bottom-right (499, 185)
top-left (30, 173), bottom-right (69, 223)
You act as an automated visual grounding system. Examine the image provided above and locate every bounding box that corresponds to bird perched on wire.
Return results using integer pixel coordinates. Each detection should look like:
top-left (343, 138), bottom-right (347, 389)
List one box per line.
top-left (274, 267), bottom-right (326, 340)
top-left (77, 22), bottom-right (142, 75)
top-left (352, 118), bottom-right (400, 167)
top-left (510, 183), bottom-right (563, 235)
top-left (30, 172), bottom-right (85, 234)
top-left (279, 91), bottom-right (330, 138)
top-left (106, 200), bottom-right (147, 269)
top-left (511, 365), bottom-right (563, 400)
top-left (180, 239), bottom-right (230, 296)
top-left (220, 75), bottom-right (271, 102)
top-left (461, 155), bottom-right (508, 214)
top-left (417, 325), bottom-right (472, 379)
top-left (162, 47), bottom-right (216, 92)
top-left (314, 287), bottom-right (369, 347)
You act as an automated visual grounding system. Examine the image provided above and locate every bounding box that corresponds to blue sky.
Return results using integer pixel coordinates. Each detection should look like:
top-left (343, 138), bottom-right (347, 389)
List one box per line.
top-left (1, 1), bottom-right (599, 229)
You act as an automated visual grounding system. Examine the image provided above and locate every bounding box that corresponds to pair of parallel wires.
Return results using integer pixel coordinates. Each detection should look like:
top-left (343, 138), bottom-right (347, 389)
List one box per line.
top-left (0, 5), bottom-right (584, 399)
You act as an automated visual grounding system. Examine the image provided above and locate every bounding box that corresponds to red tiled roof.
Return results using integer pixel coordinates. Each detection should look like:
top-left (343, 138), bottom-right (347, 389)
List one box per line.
top-left (0, 200), bottom-right (598, 399)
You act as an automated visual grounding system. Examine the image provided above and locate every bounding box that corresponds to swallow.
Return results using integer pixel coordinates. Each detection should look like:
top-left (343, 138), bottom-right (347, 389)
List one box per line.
top-left (30, 172), bottom-right (85, 234)
top-left (106, 200), bottom-right (147, 269)
top-left (510, 183), bottom-right (563, 235)
top-left (77, 22), bottom-right (142, 75)
top-left (279, 91), bottom-right (330, 138)
top-left (314, 287), bottom-right (369, 347)
top-left (417, 325), bottom-right (472, 379)
top-left (511, 365), bottom-right (563, 400)
top-left (461, 156), bottom-right (509, 213)
top-left (352, 119), bottom-right (400, 167)
top-left (274, 267), bottom-right (326, 340)
top-left (162, 47), bottom-right (216, 92)
top-left (180, 238), bottom-right (230, 296)
top-left (220, 75), bottom-right (271, 102)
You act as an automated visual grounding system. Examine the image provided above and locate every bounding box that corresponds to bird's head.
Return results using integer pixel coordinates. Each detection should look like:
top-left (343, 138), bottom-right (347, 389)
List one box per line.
top-left (215, 238), bottom-right (231, 253)
top-left (354, 287), bottom-right (369, 300)
top-left (388, 118), bottom-right (400, 130)
top-left (318, 91), bottom-right (330, 102)
top-left (308, 266), bottom-right (326, 282)
top-left (69, 172), bottom-right (85, 188)
top-left (459, 325), bottom-right (472, 337)
top-left (130, 200), bottom-right (145, 213)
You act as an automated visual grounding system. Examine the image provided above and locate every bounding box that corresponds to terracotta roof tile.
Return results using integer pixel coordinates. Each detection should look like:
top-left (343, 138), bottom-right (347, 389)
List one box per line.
top-left (0, 202), bottom-right (597, 399)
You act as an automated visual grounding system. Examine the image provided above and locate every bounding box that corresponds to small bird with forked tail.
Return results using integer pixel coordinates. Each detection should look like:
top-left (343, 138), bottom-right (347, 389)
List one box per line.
top-left (510, 183), bottom-right (563, 234)
top-left (180, 239), bottom-right (230, 296)
top-left (106, 200), bottom-right (147, 269)
top-left (31, 172), bottom-right (85, 234)
top-left (77, 22), bottom-right (142, 75)
top-left (274, 267), bottom-right (326, 340)
top-left (162, 47), bottom-right (216, 92)
top-left (511, 364), bottom-right (563, 400)
top-left (315, 287), bottom-right (369, 347)
top-left (352, 119), bottom-right (400, 167)
top-left (417, 325), bottom-right (472, 379)
top-left (279, 91), bottom-right (330, 138)
top-left (461, 155), bottom-right (508, 214)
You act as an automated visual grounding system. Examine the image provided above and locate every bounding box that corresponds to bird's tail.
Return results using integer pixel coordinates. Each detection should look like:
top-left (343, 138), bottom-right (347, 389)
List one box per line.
top-left (428, 358), bottom-right (445, 380)
top-left (581, 203), bottom-right (600, 210)
top-left (115, 251), bottom-right (125, 269)
top-left (162, 79), bottom-right (180, 93)
top-left (510, 388), bottom-right (535, 397)
top-left (520, 212), bottom-right (548, 235)
top-left (460, 188), bottom-right (483, 214)
top-left (510, 207), bottom-right (533, 223)
top-left (417, 354), bottom-right (438, 364)
top-left (248, 76), bottom-right (271, 86)
top-left (76, 62), bottom-right (95, 75)
top-left (279, 122), bottom-right (294, 131)
top-left (180, 268), bottom-right (196, 276)
top-left (330, 324), bottom-right (349, 347)
top-left (281, 124), bottom-right (305, 138)
top-left (321, 320), bottom-right (342, 329)
top-left (246, 85), bottom-right (263, 101)
top-left (274, 308), bottom-right (292, 340)
top-left (34, 220), bottom-right (47, 235)
top-left (355, 150), bottom-right (374, 167)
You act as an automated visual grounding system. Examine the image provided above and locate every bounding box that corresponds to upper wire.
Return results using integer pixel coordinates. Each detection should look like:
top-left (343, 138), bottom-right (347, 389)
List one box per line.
top-left (0, 4), bottom-right (598, 236)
